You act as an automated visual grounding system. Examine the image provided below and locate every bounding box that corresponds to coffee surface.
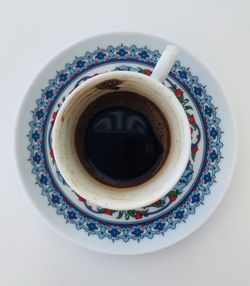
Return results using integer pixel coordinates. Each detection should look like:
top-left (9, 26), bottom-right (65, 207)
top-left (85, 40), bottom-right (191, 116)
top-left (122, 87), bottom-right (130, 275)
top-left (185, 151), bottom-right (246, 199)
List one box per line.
top-left (75, 91), bottom-right (170, 187)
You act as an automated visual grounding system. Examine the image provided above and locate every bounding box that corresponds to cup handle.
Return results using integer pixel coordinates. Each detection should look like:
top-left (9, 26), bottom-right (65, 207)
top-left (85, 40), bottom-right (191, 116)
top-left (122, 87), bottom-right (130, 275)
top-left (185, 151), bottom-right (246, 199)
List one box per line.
top-left (150, 45), bottom-right (179, 83)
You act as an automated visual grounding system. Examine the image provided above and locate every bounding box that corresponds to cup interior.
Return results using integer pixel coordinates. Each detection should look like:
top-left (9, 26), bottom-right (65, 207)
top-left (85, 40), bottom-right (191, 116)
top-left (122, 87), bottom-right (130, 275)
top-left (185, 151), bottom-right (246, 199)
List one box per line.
top-left (52, 71), bottom-right (190, 210)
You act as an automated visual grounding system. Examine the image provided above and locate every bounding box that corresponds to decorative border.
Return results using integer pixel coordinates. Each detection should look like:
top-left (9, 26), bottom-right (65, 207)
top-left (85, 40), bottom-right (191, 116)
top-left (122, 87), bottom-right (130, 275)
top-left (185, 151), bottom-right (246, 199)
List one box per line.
top-left (28, 45), bottom-right (223, 242)
top-left (47, 66), bottom-right (196, 220)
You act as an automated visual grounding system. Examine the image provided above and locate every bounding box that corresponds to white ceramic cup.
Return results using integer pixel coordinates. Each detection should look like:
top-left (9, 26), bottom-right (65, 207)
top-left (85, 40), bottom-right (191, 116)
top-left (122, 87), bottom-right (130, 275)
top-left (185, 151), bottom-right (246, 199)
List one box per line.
top-left (52, 45), bottom-right (191, 210)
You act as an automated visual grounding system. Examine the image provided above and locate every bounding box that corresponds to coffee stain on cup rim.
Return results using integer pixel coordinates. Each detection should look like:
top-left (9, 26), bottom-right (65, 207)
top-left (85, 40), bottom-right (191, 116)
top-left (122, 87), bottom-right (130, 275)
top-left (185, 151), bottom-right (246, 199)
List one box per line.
top-left (96, 79), bottom-right (122, 90)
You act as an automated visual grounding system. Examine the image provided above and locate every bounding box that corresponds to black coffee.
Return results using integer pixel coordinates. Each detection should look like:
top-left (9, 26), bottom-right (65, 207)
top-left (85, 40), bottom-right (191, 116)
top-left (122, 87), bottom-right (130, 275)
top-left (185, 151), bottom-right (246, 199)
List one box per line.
top-left (75, 91), bottom-right (170, 187)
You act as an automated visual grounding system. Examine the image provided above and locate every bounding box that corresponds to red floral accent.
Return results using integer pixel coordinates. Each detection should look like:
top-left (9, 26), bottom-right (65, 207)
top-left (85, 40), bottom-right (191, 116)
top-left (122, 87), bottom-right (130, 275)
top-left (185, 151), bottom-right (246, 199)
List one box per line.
top-left (169, 195), bottom-right (177, 202)
top-left (77, 195), bottom-right (85, 202)
top-left (135, 212), bottom-right (143, 220)
top-left (144, 69), bottom-right (152, 76)
top-left (105, 209), bottom-right (112, 215)
top-left (52, 112), bottom-right (57, 120)
top-left (192, 145), bottom-right (198, 153)
top-left (49, 149), bottom-right (54, 158)
top-left (189, 115), bottom-right (195, 124)
top-left (175, 88), bottom-right (183, 96)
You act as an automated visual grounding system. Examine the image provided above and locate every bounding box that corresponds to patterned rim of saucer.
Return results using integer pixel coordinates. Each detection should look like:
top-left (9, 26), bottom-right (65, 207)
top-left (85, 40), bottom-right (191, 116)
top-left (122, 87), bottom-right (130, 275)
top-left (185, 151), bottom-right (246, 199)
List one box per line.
top-left (16, 32), bottom-right (236, 255)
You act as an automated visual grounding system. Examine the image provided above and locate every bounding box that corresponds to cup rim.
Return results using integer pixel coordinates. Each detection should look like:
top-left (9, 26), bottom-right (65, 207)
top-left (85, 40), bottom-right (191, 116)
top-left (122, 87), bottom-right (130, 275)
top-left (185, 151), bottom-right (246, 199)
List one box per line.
top-left (52, 71), bottom-right (191, 210)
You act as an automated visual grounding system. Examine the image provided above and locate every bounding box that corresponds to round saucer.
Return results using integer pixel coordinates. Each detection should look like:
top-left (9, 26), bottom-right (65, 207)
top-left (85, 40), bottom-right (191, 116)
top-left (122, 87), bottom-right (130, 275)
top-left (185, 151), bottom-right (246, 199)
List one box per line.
top-left (16, 32), bottom-right (236, 255)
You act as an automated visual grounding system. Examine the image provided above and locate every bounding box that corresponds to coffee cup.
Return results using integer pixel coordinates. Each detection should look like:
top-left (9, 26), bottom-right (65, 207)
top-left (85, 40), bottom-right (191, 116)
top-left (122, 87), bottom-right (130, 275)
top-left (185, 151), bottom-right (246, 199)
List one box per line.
top-left (52, 45), bottom-right (191, 210)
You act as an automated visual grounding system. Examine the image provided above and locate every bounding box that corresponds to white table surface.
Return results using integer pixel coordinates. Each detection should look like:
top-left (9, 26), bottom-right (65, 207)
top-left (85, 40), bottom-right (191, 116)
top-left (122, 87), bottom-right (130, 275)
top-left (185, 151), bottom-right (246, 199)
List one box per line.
top-left (1, 0), bottom-right (249, 285)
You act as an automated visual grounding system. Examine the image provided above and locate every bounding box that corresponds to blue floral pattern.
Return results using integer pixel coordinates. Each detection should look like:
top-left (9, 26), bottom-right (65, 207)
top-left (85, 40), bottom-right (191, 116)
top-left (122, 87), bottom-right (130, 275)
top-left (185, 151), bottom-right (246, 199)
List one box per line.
top-left (27, 44), bottom-right (223, 242)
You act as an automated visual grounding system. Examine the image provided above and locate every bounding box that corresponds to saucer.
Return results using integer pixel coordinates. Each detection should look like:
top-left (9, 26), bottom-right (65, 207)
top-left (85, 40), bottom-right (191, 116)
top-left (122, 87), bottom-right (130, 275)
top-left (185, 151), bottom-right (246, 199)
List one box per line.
top-left (16, 32), bottom-right (236, 255)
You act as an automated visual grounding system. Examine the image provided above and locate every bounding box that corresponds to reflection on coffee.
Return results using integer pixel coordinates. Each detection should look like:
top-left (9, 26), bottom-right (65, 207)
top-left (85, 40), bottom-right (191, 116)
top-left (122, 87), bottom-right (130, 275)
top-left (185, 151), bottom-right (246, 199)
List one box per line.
top-left (75, 91), bottom-right (171, 187)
